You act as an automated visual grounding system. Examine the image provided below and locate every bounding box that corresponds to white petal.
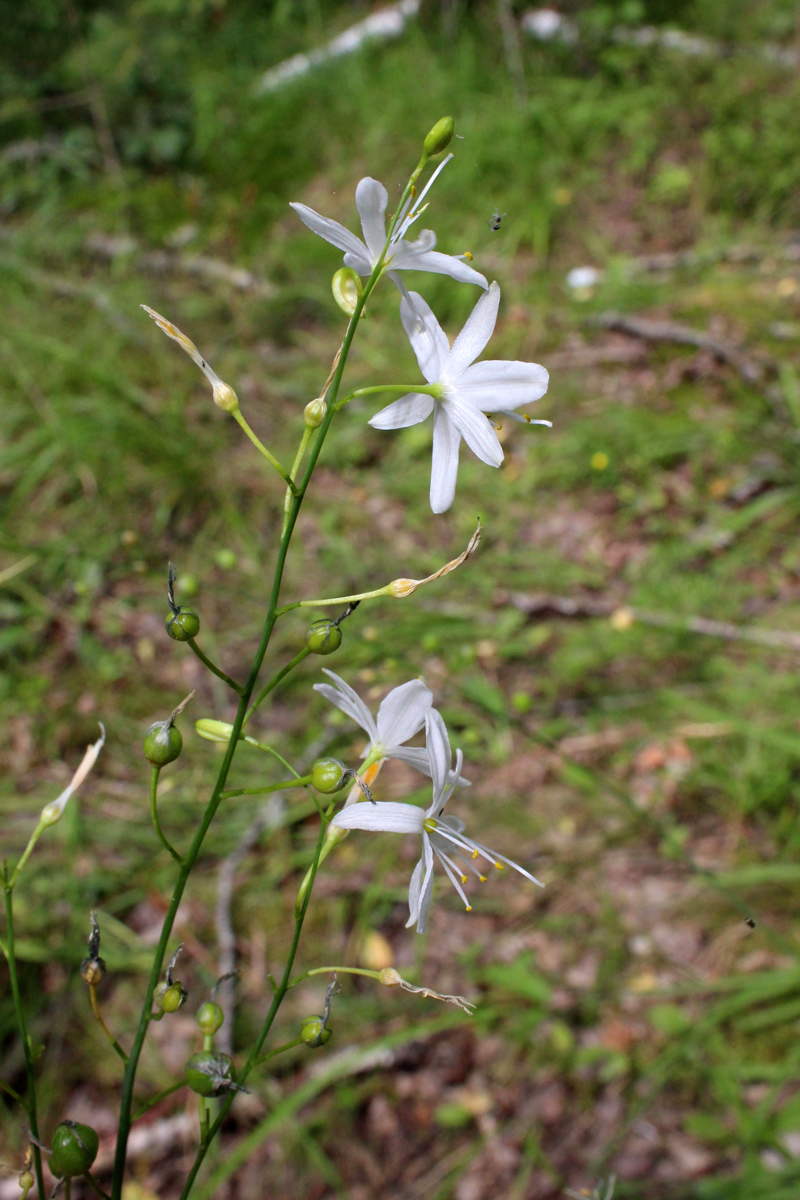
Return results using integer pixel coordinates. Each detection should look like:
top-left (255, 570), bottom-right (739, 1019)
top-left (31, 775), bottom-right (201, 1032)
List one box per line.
top-left (443, 397), bottom-right (503, 468)
top-left (425, 709), bottom-right (451, 805)
top-left (458, 360), bottom-right (550, 412)
top-left (406, 853), bottom-right (426, 927)
top-left (289, 202), bottom-right (369, 263)
top-left (369, 392), bottom-right (434, 430)
top-left (399, 290), bottom-right (450, 382)
top-left (355, 177), bottom-right (389, 263)
top-left (444, 281), bottom-right (501, 377)
top-left (332, 801), bottom-right (425, 834)
top-left (343, 249), bottom-right (374, 276)
top-left (388, 745), bottom-right (471, 787)
top-left (314, 670), bottom-right (378, 742)
top-left (407, 833), bottom-right (435, 931)
top-left (376, 679), bottom-right (433, 747)
top-left (390, 244), bottom-right (489, 290)
top-left (430, 403), bottom-right (461, 514)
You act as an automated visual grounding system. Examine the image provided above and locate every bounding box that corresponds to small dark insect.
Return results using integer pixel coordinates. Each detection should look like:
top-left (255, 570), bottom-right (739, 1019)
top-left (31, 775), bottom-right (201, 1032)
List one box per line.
top-left (488, 208), bottom-right (505, 232)
top-left (745, 917), bottom-right (756, 929)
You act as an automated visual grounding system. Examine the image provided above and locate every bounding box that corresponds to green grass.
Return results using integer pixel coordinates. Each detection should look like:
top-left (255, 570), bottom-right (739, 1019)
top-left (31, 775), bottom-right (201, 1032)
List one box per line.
top-left (5, 2), bottom-right (800, 1196)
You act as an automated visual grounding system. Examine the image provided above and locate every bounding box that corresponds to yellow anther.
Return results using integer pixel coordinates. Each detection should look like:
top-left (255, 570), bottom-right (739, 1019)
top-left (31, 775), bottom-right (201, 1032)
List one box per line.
top-left (494, 862), bottom-right (505, 870)
top-left (472, 849), bottom-right (478, 859)
top-left (463, 250), bottom-right (473, 261)
top-left (423, 817), bottom-right (438, 833)
top-left (491, 420), bottom-right (502, 431)
top-left (479, 875), bottom-right (487, 883)
top-left (411, 185), bottom-right (417, 197)
top-left (465, 905), bottom-right (472, 912)
top-left (461, 874), bottom-right (468, 884)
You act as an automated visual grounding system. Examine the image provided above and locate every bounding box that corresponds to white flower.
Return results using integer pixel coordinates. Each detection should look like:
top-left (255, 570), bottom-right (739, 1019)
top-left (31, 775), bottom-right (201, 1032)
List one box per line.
top-left (369, 284), bottom-right (550, 513)
top-left (331, 710), bottom-right (542, 933)
top-left (314, 669), bottom-right (466, 785)
top-left (290, 157), bottom-right (487, 289)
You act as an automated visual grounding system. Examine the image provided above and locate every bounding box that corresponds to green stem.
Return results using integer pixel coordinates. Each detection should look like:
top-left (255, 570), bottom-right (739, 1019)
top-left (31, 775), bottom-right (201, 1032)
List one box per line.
top-left (242, 647), bottom-right (311, 727)
top-left (231, 409), bottom-right (298, 493)
top-left (6, 822), bottom-right (46, 893)
top-left (83, 1174), bottom-right (111, 1200)
top-left (89, 984), bottom-right (129, 1064)
top-left (289, 965), bottom-right (380, 989)
top-left (0, 1073), bottom-right (23, 1103)
top-left (3, 885), bottom-right (46, 1200)
top-left (176, 815), bottom-right (330, 1200)
top-left (149, 767), bottom-right (184, 865)
top-left (253, 1037), bottom-right (303, 1068)
top-left (133, 1081), bottom-right (187, 1121)
top-left (111, 280), bottom-right (370, 1200)
top-left (282, 426), bottom-right (313, 536)
top-left (335, 383), bottom-right (441, 411)
top-left (222, 775), bottom-right (311, 798)
top-left (186, 641), bottom-right (243, 694)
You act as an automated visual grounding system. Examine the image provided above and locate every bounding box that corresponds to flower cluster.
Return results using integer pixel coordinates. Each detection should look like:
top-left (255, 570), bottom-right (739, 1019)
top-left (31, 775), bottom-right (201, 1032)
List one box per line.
top-left (292, 159), bottom-right (551, 512)
top-left (317, 672), bottom-right (542, 933)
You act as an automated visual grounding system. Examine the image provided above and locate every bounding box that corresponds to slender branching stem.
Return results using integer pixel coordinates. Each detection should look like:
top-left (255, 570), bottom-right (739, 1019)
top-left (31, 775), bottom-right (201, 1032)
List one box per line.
top-left (132, 1081), bottom-right (187, 1121)
top-left (88, 985), bottom-right (129, 1064)
top-left (186, 641), bottom-right (243, 694)
top-left (222, 775), bottom-right (312, 798)
top-left (282, 426), bottom-right (313, 536)
top-left (253, 1037), bottom-right (303, 1068)
top-left (2, 884), bottom-right (46, 1200)
top-left (231, 409), bottom-right (298, 493)
top-left (0, 1073), bottom-right (23, 1103)
top-left (6, 823), bottom-right (46, 893)
top-left (289, 965), bottom-right (380, 988)
top-left (335, 383), bottom-right (441, 411)
top-left (83, 1175), bottom-right (111, 1200)
top-left (149, 767), bottom-right (184, 866)
top-left (242, 648), bottom-right (311, 727)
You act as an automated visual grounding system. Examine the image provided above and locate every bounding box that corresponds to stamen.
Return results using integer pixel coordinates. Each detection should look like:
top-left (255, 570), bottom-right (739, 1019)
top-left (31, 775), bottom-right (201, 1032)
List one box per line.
top-left (491, 421), bottom-right (502, 431)
top-left (463, 250), bottom-right (473, 261)
top-left (472, 849), bottom-right (478, 859)
top-left (495, 862), bottom-right (505, 870)
top-left (461, 874), bottom-right (468, 884)
top-left (479, 875), bottom-right (487, 882)
top-left (465, 905), bottom-right (472, 912)
top-left (411, 184), bottom-right (416, 197)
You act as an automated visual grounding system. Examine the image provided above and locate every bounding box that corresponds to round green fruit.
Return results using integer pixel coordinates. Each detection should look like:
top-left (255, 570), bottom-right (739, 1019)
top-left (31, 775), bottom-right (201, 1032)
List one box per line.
top-left (143, 721), bottom-right (183, 767)
top-left (50, 1121), bottom-right (99, 1178)
top-left (196, 1001), bottom-right (224, 1036)
top-left (185, 1051), bottom-right (236, 1097)
top-left (304, 621), bottom-right (342, 655)
top-left (300, 1015), bottom-right (332, 1048)
top-left (310, 757), bottom-right (347, 794)
top-left (165, 608), bottom-right (200, 642)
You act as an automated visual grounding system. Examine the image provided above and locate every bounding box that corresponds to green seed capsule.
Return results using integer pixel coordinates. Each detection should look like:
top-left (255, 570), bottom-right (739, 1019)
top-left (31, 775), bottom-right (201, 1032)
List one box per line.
top-left (185, 1051), bottom-right (237, 1097)
top-left (49, 1121), bottom-right (99, 1178)
top-left (196, 1001), bottom-right (225, 1036)
top-left (80, 955), bottom-right (106, 986)
top-left (311, 757), bottom-right (347, 793)
top-left (143, 721), bottom-right (183, 767)
top-left (165, 607), bottom-right (200, 642)
top-left (300, 1015), bottom-right (332, 1048)
top-left (304, 620), bottom-right (342, 655)
top-left (154, 980), bottom-right (187, 1013)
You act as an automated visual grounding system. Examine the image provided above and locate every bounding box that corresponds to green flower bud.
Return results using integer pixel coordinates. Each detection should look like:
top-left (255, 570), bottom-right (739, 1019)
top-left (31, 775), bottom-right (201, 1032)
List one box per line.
top-left (18, 1170), bottom-right (34, 1199)
top-left (154, 980), bottom-right (187, 1013)
top-left (423, 116), bottom-right (454, 158)
top-left (331, 267), bottom-right (362, 316)
top-left (311, 757), bottom-right (347, 793)
top-left (304, 619), bottom-right (342, 656)
top-left (196, 1001), bottom-right (225, 1036)
top-left (165, 607), bottom-right (200, 641)
top-left (195, 718), bottom-right (234, 744)
top-left (49, 1121), bottom-right (99, 1179)
top-left (304, 398), bottom-right (327, 428)
top-left (185, 1050), bottom-right (241, 1097)
top-left (143, 721), bottom-right (183, 767)
top-left (300, 1015), bottom-right (332, 1048)
top-left (80, 956), bottom-right (107, 986)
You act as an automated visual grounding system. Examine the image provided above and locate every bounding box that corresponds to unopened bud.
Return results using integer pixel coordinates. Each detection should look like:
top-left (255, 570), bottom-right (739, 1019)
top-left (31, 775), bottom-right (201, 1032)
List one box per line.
top-left (154, 980), bottom-right (187, 1013)
top-left (195, 718), bottom-right (234, 744)
top-left (143, 721), bottom-right (182, 767)
top-left (197, 1000), bottom-right (225, 1036)
top-left (423, 116), bottom-right (454, 158)
top-left (212, 381), bottom-right (239, 413)
top-left (311, 757), bottom-right (347, 794)
top-left (50, 1122), bottom-right (99, 1179)
top-left (300, 1015), bottom-right (332, 1048)
top-left (386, 578), bottom-right (416, 598)
top-left (304, 397), bottom-right (327, 428)
top-left (40, 801), bottom-right (65, 828)
top-left (378, 967), bottom-right (402, 987)
top-left (331, 267), bottom-right (361, 316)
top-left (304, 619), bottom-right (342, 655)
top-left (18, 1170), bottom-right (34, 1199)
top-left (165, 607), bottom-right (200, 641)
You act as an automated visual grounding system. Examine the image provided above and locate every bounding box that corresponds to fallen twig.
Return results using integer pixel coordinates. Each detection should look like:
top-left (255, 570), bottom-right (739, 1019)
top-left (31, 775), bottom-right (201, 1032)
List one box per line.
top-left (85, 234), bottom-right (276, 299)
top-left (499, 590), bottom-right (800, 651)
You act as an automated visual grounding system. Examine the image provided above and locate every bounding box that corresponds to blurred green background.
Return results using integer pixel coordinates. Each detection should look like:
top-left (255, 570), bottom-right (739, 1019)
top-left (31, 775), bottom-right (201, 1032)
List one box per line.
top-left (4, 0), bottom-right (800, 1196)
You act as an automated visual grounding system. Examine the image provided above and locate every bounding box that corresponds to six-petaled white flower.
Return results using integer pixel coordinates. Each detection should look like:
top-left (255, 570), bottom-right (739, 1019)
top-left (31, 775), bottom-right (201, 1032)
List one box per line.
top-left (314, 669), bottom-right (467, 786)
top-left (331, 709), bottom-right (542, 933)
top-left (369, 283), bottom-right (551, 513)
top-left (290, 157), bottom-right (487, 290)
